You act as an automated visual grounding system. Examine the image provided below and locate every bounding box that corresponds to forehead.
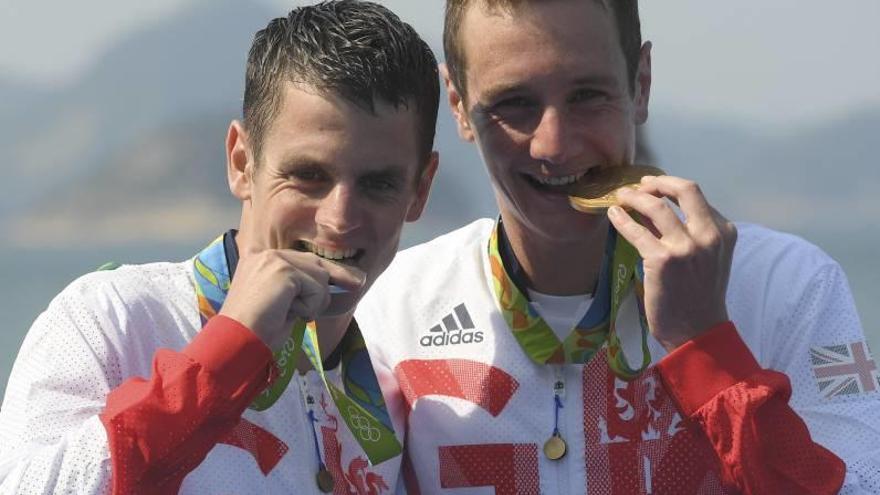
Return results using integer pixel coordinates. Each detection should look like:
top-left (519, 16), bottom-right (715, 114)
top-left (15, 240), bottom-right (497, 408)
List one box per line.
top-left (261, 83), bottom-right (423, 174)
top-left (458, 0), bottom-right (625, 97)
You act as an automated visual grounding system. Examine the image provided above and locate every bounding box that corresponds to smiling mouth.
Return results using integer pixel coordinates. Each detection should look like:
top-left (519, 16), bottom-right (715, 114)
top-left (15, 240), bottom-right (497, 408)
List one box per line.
top-left (295, 241), bottom-right (364, 263)
top-left (523, 171), bottom-right (587, 192)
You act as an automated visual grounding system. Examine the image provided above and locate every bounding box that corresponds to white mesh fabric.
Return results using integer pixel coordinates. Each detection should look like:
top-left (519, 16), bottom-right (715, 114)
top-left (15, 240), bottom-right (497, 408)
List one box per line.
top-left (357, 219), bottom-right (880, 494)
top-left (0, 260), bottom-right (404, 494)
top-left (726, 225), bottom-right (880, 493)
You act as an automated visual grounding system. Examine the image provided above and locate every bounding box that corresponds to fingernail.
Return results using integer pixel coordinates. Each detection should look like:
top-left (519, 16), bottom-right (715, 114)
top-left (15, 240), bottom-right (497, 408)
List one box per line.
top-left (608, 206), bottom-right (622, 218)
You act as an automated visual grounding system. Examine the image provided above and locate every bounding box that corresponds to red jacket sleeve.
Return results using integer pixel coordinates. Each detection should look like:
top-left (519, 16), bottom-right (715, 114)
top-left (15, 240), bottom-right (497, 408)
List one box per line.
top-left (99, 315), bottom-right (275, 495)
top-left (656, 322), bottom-right (846, 495)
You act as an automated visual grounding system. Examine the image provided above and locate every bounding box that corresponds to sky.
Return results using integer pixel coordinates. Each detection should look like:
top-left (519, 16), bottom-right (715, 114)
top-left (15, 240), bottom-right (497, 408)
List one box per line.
top-left (0, 0), bottom-right (877, 130)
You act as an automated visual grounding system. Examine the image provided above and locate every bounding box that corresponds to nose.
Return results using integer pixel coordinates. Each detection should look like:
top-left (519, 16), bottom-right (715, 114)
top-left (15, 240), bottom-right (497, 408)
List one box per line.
top-left (529, 106), bottom-right (582, 166)
top-left (315, 183), bottom-right (362, 235)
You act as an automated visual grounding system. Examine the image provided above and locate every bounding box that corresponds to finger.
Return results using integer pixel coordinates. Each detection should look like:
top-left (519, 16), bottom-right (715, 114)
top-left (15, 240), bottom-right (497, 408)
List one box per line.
top-left (272, 249), bottom-right (333, 283)
top-left (615, 187), bottom-right (688, 242)
top-left (289, 299), bottom-right (321, 322)
top-left (289, 271), bottom-right (331, 319)
top-left (272, 249), bottom-right (366, 293)
top-left (639, 214), bottom-right (662, 239)
top-left (317, 259), bottom-right (367, 292)
top-left (607, 205), bottom-right (664, 255)
top-left (638, 175), bottom-right (715, 230)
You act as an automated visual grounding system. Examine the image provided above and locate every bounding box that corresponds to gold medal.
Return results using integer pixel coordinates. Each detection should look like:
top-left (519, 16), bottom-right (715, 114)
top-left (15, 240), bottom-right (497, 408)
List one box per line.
top-left (543, 434), bottom-right (567, 460)
top-left (316, 469), bottom-right (335, 493)
top-left (567, 164), bottom-right (666, 214)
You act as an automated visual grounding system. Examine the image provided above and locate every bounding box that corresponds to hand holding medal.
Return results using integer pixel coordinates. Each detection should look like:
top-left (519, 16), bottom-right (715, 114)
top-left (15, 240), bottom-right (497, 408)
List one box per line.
top-left (218, 248), bottom-right (365, 352)
top-left (591, 171), bottom-right (737, 351)
top-left (195, 236), bottom-right (403, 468)
top-left (221, 248), bottom-right (401, 464)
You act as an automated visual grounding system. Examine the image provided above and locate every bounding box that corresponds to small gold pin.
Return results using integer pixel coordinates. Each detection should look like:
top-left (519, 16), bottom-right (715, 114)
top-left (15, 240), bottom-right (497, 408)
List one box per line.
top-left (543, 434), bottom-right (567, 461)
top-left (316, 469), bottom-right (335, 493)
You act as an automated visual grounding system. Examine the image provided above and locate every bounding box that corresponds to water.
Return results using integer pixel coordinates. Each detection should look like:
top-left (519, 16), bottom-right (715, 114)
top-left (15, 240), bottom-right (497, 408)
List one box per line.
top-left (0, 243), bottom-right (201, 399)
top-left (1, 234), bottom-right (877, 399)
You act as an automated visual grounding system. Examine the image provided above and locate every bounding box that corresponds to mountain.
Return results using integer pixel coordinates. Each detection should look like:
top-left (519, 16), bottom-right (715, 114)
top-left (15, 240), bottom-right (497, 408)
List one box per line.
top-left (0, 77), bottom-right (47, 117)
top-left (0, 0), bottom-right (498, 248)
top-left (0, 0), bottom-right (275, 217)
top-left (4, 105), bottom-right (495, 248)
top-left (648, 108), bottom-right (880, 237)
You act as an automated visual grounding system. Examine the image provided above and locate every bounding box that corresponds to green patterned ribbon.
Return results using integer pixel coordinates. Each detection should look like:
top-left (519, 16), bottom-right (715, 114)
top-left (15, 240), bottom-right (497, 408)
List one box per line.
top-left (192, 233), bottom-right (401, 465)
top-left (489, 220), bottom-right (651, 379)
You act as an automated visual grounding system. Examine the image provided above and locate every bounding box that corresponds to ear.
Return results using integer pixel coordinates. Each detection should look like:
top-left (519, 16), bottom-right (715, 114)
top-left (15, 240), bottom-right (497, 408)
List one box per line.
top-left (226, 120), bottom-right (255, 201)
top-left (405, 151), bottom-right (439, 223)
top-left (633, 41), bottom-right (652, 125)
top-left (440, 63), bottom-right (474, 142)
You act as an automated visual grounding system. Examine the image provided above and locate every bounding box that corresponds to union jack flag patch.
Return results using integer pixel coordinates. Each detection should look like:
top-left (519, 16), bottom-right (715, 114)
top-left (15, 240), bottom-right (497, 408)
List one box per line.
top-left (810, 341), bottom-right (879, 399)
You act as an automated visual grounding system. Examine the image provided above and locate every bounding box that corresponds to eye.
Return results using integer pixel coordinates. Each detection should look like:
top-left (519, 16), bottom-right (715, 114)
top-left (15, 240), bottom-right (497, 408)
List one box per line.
top-left (492, 95), bottom-right (535, 112)
top-left (570, 88), bottom-right (607, 104)
top-left (480, 95), bottom-right (541, 130)
top-left (361, 174), bottom-right (402, 196)
top-left (290, 166), bottom-right (329, 183)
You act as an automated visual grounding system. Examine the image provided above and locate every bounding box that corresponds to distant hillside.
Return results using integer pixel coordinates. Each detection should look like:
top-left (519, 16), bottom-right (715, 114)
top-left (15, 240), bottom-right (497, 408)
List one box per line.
top-left (0, 77), bottom-right (46, 117)
top-left (8, 101), bottom-right (880, 249)
top-left (0, 0), bottom-right (275, 217)
top-left (0, 0), bottom-right (498, 247)
top-left (649, 108), bottom-right (880, 237)
top-left (4, 104), bottom-right (496, 248)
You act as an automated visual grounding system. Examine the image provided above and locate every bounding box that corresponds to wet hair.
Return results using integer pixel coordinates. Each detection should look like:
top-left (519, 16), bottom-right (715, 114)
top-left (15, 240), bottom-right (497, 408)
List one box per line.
top-left (444, 0), bottom-right (641, 101)
top-left (244, 0), bottom-right (440, 163)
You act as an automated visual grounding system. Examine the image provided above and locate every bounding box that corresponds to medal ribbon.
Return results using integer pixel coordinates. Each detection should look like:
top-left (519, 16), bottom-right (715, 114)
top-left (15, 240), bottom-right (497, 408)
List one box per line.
top-left (192, 233), bottom-right (401, 465)
top-left (488, 220), bottom-right (651, 379)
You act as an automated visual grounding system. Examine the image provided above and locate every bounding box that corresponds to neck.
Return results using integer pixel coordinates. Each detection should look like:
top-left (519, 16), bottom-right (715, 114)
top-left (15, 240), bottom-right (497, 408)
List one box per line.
top-left (295, 312), bottom-right (353, 374)
top-left (501, 217), bottom-right (608, 296)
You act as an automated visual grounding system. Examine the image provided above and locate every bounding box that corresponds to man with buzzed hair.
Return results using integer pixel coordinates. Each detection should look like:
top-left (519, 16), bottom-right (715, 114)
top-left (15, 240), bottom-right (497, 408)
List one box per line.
top-left (0, 1), bottom-right (439, 493)
top-left (356, 0), bottom-right (880, 493)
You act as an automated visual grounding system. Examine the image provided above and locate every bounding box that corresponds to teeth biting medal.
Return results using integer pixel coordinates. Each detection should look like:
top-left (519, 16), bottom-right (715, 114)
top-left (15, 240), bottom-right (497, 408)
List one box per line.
top-left (567, 164), bottom-right (665, 214)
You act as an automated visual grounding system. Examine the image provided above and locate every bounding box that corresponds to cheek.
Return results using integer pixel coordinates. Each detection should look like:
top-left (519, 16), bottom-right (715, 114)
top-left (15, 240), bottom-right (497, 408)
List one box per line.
top-left (361, 200), bottom-right (405, 231)
top-left (269, 195), bottom-right (314, 229)
top-left (577, 112), bottom-right (635, 152)
top-left (476, 132), bottom-right (529, 177)
top-left (483, 124), bottom-right (530, 151)
top-left (473, 112), bottom-right (530, 148)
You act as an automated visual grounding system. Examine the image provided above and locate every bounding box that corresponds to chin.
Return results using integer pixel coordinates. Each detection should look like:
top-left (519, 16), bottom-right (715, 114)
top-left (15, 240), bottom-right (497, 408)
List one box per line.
top-left (530, 211), bottom-right (605, 240)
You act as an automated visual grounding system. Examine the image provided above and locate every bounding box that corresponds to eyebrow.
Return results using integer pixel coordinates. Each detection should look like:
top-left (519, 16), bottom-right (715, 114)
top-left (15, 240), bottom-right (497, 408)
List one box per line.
top-left (477, 82), bottom-right (523, 105)
top-left (359, 164), bottom-right (410, 182)
top-left (478, 74), bottom-right (622, 104)
top-left (278, 156), bottom-right (329, 173)
top-left (280, 156), bottom-right (410, 180)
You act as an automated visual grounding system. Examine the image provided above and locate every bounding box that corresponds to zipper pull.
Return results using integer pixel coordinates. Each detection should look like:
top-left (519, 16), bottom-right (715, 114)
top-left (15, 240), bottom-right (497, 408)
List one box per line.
top-left (553, 366), bottom-right (565, 400)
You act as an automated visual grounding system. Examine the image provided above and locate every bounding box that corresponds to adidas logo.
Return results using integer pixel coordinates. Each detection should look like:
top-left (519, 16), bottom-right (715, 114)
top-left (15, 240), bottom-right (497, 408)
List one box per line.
top-left (420, 303), bottom-right (484, 347)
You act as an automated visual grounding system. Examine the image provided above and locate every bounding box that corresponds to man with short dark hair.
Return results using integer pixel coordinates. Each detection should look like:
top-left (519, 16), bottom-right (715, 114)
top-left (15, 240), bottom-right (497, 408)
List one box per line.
top-left (0, 2), bottom-right (438, 493)
top-left (356, 0), bottom-right (880, 493)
